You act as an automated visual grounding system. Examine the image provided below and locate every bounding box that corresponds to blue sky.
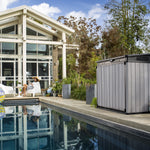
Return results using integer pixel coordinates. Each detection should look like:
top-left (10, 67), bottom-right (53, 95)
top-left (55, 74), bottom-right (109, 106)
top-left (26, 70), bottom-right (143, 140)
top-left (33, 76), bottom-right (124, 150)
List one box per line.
top-left (0, 0), bottom-right (109, 27)
top-left (0, 0), bottom-right (149, 28)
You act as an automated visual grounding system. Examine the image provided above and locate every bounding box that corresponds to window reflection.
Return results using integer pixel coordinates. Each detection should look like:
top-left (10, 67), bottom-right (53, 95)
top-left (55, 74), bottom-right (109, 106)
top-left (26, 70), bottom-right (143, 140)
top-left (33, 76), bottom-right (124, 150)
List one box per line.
top-left (2, 43), bottom-right (15, 54)
top-left (27, 28), bottom-right (36, 36)
top-left (2, 26), bottom-right (15, 34)
top-left (40, 80), bottom-right (49, 89)
top-left (27, 44), bottom-right (37, 55)
top-left (38, 44), bottom-right (49, 56)
top-left (38, 63), bottom-right (48, 76)
top-left (27, 63), bottom-right (36, 76)
top-left (2, 62), bottom-right (13, 76)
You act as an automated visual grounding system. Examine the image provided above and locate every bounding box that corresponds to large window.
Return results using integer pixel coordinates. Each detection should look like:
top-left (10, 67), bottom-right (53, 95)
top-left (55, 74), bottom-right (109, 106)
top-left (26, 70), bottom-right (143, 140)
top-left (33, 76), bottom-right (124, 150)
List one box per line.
top-left (38, 44), bottom-right (49, 56)
top-left (38, 63), bottom-right (48, 76)
top-left (27, 44), bottom-right (50, 56)
top-left (2, 63), bottom-right (13, 76)
top-left (27, 63), bottom-right (37, 77)
top-left (27, 44), bottom-right (37, 55)
top-left (2, 43), bottom-right (15, 54)
top-left (27, 28), bottom-right (36, 36)
top-left (2, 26), bottom-right (15, 34)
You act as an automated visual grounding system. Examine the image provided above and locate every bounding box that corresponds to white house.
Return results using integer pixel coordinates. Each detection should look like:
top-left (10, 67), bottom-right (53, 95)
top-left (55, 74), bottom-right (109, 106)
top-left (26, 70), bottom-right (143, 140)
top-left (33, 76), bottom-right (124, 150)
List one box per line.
top-left (0, 5), bottom-right (76, 89)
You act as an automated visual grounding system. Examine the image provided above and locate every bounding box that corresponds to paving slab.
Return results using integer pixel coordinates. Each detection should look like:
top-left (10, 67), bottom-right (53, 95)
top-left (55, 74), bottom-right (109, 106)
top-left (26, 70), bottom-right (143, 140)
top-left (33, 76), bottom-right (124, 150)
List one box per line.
top-left (4, 96), bottom-right (150, 135)
top-left (39, 97), bottom-right (150, 134)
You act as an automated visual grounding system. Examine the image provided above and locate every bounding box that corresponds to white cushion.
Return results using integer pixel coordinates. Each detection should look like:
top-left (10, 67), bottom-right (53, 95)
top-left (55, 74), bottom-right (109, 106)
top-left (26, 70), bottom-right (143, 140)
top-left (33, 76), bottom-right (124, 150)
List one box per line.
top-left (26, 82), bottom-right (41, 94)
top-left (0, 84), bottom-right (14, 95)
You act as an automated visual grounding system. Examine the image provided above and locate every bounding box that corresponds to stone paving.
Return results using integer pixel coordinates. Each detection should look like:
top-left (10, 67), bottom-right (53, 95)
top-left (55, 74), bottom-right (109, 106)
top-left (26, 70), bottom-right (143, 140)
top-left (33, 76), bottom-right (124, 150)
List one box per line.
top-left (5, 96), bottom-right (150, 134)
top-left (39, 97), bottom-right (150, 133)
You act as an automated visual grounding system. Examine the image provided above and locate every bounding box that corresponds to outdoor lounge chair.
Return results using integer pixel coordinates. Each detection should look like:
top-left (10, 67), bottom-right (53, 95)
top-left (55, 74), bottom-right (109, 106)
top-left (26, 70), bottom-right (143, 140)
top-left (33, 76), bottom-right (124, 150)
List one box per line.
top-left (0, 84), bottom-right (15, 95)
top-left (26, 82), bottom-right (41, 97)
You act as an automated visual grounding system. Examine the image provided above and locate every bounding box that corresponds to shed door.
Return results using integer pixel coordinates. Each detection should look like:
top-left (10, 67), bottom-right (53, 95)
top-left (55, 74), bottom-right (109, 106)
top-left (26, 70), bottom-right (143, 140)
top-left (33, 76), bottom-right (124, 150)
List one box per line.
top-left (126, 63), bottom-right (149, 113)
top-left (97, 62), bottom-right (125, 111)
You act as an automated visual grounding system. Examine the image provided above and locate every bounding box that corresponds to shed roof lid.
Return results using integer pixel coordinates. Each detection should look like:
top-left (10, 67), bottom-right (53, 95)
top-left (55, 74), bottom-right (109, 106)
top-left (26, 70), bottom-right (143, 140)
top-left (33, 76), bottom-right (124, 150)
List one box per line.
top-left (97, 54), bottom-right (150, 63)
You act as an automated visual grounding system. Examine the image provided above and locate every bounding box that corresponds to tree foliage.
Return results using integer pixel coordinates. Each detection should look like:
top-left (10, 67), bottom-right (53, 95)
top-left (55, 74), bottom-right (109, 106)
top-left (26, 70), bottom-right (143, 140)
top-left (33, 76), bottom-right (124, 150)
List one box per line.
top-left (104, 0), bottom-right (150, 56)
top-left (57, 16), bottom-right (101, 80)
top-left (101, 26), bottom-right (125, 58)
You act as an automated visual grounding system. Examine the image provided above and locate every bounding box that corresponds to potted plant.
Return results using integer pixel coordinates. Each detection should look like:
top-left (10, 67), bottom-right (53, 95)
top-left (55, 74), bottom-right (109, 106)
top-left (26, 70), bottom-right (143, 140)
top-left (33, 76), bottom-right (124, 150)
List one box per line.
top-left (52, 81), bottom-right (62, 97)
top-left (52, 83), bottom-right (57, 97)
top-left (62, 78), bottom-right (71, 99)
top-left (57, 82), bottom-right (62, 97)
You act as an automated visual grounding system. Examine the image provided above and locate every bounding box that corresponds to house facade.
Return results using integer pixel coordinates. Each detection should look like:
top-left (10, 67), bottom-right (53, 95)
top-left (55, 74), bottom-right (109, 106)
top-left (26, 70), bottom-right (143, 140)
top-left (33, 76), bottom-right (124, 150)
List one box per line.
top-left (0, 5), bottom-right (75, 89)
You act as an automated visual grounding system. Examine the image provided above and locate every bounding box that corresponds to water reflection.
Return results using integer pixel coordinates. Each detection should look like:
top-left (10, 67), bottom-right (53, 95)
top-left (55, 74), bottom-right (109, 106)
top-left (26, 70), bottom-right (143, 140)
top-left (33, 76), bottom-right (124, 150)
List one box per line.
top-left (0, 104), bottom-right (52, 150)
top-left (0, 103), bottom-right (149, 150)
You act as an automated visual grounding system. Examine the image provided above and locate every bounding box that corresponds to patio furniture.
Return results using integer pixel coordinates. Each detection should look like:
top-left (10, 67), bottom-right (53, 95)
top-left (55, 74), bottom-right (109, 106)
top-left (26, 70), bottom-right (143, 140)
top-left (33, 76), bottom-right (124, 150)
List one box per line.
top-left (26, 82), bottom-right (41, 97)
top-left (16, 86), bottom-right (23, 97)
top-left (0, 84), bottom-right (15, 95)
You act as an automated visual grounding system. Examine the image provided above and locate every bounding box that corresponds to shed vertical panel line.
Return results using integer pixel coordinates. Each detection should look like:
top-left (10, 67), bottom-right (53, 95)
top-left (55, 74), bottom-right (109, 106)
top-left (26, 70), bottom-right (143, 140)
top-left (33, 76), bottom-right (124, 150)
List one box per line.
top-left (141, 63), bottom-right (145, 112)
top-left (131, 63), bottom-right (135, 112)
top-left (101, 65), bottom-right (103, 106)
top-left (112, 64), bottom-right (115, 109)
top-left (148, 64), bottom-right (150, 112)
top-left (110, 65), bottom-right (113, 108)
top-left (125, 62), bottom-right (128, 113)
top-left (136, 63), bottom-right (140, 113)
top-left (144, 64), bottom-right (148, 112)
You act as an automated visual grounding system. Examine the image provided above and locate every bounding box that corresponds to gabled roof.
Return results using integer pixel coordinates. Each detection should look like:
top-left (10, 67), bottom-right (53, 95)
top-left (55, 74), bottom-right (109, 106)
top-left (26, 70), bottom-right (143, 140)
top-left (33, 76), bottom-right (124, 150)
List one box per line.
top-left (0, 5), bottom-right (74, 36)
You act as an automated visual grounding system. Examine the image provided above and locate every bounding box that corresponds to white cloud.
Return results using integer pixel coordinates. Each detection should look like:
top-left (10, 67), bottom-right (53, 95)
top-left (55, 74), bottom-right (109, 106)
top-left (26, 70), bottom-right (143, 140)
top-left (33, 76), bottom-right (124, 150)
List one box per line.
top-left (66, 11), bottom-right (86, 19)
top-left (0, 0), bottom-right (17, 11)
top-left (31, 3), bottom-right (61, 17)
top-left (88, 4), bottom-right (104, 19)
top-left (66, 4), bottom-right (107, 27)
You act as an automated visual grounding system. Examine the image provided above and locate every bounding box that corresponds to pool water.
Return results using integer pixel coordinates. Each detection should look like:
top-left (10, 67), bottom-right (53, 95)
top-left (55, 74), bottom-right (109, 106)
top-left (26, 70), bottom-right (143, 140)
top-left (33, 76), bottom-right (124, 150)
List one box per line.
top-left (0, 102), bottom-right (149, 150)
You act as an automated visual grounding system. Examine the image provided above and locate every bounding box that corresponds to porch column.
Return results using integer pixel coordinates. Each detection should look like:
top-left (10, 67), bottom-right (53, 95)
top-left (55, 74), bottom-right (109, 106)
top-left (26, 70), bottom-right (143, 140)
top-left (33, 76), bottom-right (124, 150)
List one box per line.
top-left (52, 46), bottom-right (58, 81)
top-left (18, 18), bottom-right (22, 84)
top-left (23, 8), bottom-right (27, 84)
top-left (63, 121), bottom-right (68, 149)
top-left (62, 32), bottom-right (66, 79)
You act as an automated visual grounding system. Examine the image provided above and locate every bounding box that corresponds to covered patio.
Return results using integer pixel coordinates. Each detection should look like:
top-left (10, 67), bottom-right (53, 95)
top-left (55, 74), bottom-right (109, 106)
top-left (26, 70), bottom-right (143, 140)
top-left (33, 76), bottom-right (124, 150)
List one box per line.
top-left (0, 5), bottom-right (77, 89)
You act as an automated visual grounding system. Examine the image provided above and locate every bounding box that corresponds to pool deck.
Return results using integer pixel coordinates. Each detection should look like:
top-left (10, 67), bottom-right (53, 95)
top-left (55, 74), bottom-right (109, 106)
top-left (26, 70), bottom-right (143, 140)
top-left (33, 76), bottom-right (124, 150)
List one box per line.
top-left (5, 96), bottom-right (150, 135)
top-left (39, 97), bottom-right (150, 134)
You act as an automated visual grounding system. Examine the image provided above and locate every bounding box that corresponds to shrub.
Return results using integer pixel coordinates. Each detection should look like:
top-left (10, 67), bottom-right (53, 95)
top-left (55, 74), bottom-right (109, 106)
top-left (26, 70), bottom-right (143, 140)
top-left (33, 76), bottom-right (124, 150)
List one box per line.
top-left (91, 97), bottom-right (97, 108)
top-left (71, 85), bottom-right (86, 100)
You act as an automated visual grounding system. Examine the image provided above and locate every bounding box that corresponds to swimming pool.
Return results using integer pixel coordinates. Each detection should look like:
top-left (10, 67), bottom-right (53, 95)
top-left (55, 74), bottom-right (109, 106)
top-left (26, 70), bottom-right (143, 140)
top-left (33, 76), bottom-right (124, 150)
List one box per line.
top-left (0, 101), bottom-right (150, 150)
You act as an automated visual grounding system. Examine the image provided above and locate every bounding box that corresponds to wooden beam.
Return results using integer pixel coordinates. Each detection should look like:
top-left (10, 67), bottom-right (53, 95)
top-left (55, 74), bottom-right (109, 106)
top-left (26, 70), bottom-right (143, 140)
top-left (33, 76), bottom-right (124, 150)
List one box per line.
top-left (0, 12), bottom-right (22, 22)
top-left (62, 32), bottom-right (67, 78)
top-left (0, 54), bottom-right (18, 59)
top-left (27, 24), bottom-right (52, 39)
top-left (0, 34), bottom-right (18, 39)
top-left (26, 40), bottom-right (63, 45)
top-left (27, 35), bottom-right (51, 40)
top-left (27, 18), bottom-right (60, 38)
top-left (0, 21), bottom-right (18, 30)
top-left (26, 55), bottom-right (52, 59)
top-left (0, 38), bottom-right (22, 43)
top-left (27, 11), bottom-right (74, 35)
top-left (23, 8), bottom-right (27, 84)
top-left (0, 17), bottom-right (18, 28)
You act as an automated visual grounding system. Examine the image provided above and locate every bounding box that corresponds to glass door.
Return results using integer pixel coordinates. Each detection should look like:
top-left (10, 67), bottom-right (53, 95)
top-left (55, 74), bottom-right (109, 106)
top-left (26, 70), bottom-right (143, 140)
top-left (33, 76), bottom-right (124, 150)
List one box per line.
top-left (1, 61), bottom-right (17, 87)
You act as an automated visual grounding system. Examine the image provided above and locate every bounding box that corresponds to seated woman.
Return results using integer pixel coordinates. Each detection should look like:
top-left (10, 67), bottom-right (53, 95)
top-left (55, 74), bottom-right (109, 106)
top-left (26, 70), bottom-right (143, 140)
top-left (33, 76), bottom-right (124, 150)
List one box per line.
top-left (21, 76), bottom-right (40, 96)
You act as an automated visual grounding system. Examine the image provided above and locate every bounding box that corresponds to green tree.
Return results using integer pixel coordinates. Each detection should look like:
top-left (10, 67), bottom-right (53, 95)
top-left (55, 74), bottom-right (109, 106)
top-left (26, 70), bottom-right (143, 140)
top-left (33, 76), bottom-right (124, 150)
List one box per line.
top-left (66, 54), bottom-right (76, 77)
top-left (101, 26), bottom-right (126, 58)
top-left (57, 16), bottom-right (101, 80)
top-left (105, 0), bottom-right (150, 55)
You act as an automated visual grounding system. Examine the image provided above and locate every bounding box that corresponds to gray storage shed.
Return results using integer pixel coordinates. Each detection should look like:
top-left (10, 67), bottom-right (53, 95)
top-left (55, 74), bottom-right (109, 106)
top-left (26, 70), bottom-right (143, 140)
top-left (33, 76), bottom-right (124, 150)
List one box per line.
top-left (97, 54), bottom-right (150, 113)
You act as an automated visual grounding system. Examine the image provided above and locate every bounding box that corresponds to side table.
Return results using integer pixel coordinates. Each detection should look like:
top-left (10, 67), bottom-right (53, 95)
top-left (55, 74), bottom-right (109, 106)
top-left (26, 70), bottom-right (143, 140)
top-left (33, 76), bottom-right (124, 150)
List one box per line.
top-left (16, 86), bottom-right (23, 97)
